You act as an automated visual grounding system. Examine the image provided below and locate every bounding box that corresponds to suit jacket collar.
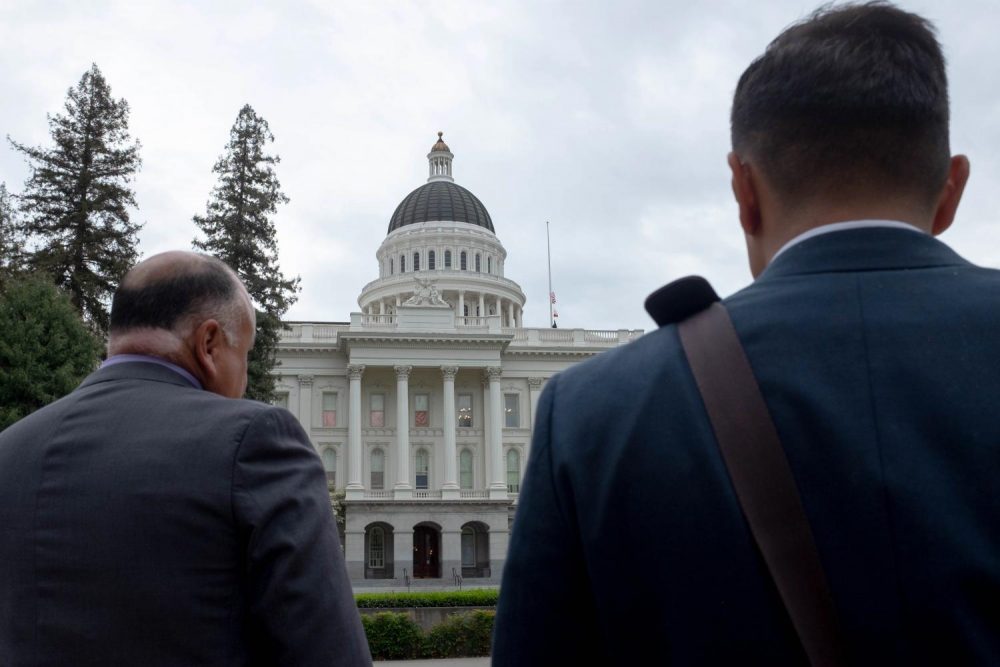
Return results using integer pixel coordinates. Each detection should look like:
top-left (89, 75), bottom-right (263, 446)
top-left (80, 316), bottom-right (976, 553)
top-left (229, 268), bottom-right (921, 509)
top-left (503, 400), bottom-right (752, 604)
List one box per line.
top-left (757, 227), bottom-right (971, 282)
top-left (79, 360), bottom-right (199, 391)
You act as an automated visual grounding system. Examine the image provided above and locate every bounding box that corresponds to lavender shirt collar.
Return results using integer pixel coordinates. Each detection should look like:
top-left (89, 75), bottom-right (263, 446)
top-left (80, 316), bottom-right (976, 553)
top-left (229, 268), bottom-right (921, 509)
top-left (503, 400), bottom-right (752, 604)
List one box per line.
top-left (101, 354), bottom-right (203, 390)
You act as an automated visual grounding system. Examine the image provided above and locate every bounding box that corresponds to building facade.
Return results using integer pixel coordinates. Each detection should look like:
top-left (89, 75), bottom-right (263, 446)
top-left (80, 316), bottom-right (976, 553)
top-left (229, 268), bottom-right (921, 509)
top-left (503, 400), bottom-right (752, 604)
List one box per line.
top-left (274, 134), bottom-right (642, 587)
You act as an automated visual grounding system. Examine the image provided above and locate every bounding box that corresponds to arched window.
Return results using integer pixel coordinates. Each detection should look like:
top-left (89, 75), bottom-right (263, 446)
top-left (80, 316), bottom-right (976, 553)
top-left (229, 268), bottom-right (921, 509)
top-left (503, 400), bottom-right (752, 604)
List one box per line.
top-left (371, 449), bottom-right (385, 490)
top-left (460, 251), bottom-right (467, 271)
top-left (428, 250), bottom-right (436, 270)
top-left (444, 250), bottom-right (452, 269)
top-left (415, 449), bottom-right (429, 490)
top-left (413, 252), bottom-right (420, 271)
top-left (390, 258), bottom-right (394, 275)
top-left (369, 526), bottom-right (385, 568)
top-left (475, 253), bottom-right (481, 272)
top-left (487, 256), bottom-right (492, 274)
top-left (322, 448), bottom-right (336, 486)
top-left (400, 255), bottom-right (406, 273)
top-left (506, 449), bottom-right (521, 493)
top-left (460, 449), bottom-right (473, 489)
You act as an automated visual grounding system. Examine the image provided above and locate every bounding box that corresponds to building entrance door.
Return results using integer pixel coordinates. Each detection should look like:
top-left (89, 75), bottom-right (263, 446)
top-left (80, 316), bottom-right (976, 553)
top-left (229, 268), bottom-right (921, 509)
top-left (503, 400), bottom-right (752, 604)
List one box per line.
top-left (413, 525), bottom-right (440, 578)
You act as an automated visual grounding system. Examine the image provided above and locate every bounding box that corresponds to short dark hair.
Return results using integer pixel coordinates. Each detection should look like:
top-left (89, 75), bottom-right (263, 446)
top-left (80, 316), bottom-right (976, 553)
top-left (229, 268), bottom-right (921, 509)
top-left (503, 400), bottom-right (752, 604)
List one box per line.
top-left (110, 256), bottom-right (241, 336)
top-left (731, 2), bottom-right (950, 204)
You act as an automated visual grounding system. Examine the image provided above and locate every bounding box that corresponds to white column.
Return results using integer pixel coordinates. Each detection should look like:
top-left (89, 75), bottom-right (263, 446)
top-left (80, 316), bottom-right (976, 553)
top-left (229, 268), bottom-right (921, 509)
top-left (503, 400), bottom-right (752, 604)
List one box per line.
top-left (527, 377), bottom-right (543, 429)
top-left (516, 306), bottom-right (522, 328)
top-left (441, 366), bottom-right (459, 499)
top-left (478, 293), bottom-right (485, 318)
top-left (508, 301), bottom-right (515, 328)
top-left (486, 367), bottom-right (507, 498)
top-left (458, 291), bottom-right (465, 319)
top-left (495, 295), bottom-right (502, 319)
top-left (395, 295), bottom-right (401, 308)
top-left (379, 300), bottom-right (386, 314)
top-left (346, 365), bottom-right (365, 499)
top-left (298, 375), bottom-right (314, 434)
top-left (394, 365), bottom-right (413, 498)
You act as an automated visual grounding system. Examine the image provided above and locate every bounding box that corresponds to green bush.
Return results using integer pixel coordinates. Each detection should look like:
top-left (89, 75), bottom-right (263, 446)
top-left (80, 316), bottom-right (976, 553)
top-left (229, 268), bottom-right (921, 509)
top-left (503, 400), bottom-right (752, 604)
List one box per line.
top-left (355, 588), bottom-right (498, 609)
top-left (360, 612), bottom-right (423, 660)
top-left (359, 610), bottom-right (496, 659)
top-left (422, 610), bottom-right (495, 658)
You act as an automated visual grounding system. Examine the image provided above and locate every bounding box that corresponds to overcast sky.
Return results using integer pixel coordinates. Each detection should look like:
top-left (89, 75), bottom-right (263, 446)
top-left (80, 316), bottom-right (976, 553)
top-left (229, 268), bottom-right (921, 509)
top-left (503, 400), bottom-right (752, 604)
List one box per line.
top-left (2, 0), bottom-right (998, 331)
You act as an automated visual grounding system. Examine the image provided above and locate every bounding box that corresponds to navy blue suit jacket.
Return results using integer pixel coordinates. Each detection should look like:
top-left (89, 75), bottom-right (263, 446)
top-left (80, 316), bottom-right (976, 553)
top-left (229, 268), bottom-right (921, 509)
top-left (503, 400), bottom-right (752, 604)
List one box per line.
top-left (493, 228), bottom-right (1000, 665)
top-left (0, 362), bottom-right (371, 666)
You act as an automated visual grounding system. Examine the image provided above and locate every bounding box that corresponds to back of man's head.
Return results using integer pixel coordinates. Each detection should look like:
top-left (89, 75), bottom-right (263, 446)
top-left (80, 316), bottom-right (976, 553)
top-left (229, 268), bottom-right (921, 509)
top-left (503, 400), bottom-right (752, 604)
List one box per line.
top-left (110, 252), bottom-right (244, 343)
top-left (731, 1), bottom-right (949, 207)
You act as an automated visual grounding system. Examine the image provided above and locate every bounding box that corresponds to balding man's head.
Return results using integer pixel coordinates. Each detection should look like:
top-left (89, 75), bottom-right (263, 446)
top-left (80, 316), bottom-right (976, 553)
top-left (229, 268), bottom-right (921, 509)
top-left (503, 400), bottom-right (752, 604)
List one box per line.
top-left (108, 251), bottom-right (256, 398)
top-left (110, 251), bottom-right (251, 344)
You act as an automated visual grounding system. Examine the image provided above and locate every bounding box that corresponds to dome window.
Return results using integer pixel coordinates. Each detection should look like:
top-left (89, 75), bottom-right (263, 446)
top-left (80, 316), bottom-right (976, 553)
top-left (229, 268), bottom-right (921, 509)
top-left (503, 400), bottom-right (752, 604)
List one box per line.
top-left (487, 256), bottom-right (492, 274)
top-left (475, 253), bottom-right (481, 273)
top-left (445, 250), bottom-right (452, 269)
top-left (413, 252), bottom-right (420, 271)
top-left (460, 251), bottom-right (467, 271)
top-left (429, 250), bottom-right (436, 270)
top-left (390, 258), bottom-right (394, 275)
top-left (400, 255), bottom-right (406, 273)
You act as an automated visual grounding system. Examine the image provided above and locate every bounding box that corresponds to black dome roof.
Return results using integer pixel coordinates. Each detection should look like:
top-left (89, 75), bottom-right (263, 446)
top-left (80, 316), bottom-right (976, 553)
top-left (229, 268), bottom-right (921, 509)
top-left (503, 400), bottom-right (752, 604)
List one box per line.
top-left (388, 181), bottom-right (494, 234)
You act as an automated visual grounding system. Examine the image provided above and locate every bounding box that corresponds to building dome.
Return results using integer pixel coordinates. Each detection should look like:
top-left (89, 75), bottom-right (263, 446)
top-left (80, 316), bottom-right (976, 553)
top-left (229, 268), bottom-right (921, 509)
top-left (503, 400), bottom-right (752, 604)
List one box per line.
top-left (387, 180), bottom-right (495, 234)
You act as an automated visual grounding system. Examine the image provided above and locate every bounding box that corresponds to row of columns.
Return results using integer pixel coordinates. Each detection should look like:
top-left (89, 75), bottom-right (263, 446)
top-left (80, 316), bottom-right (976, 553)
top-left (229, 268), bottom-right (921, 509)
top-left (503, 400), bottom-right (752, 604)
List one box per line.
top-left (339, 365), bottom-right (539, 500)
top-left (365, 291), bottom-right (523, 327)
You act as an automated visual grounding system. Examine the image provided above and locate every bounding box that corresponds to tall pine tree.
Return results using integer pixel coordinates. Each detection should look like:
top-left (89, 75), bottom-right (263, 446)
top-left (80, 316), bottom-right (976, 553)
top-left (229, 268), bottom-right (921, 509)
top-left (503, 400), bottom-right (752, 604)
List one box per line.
top-left (0, 183), bottom-right (22, 282)
top-left (9, 63), bottom-right (142, 337)
top-left (193, 104), bottom-right (299, 402)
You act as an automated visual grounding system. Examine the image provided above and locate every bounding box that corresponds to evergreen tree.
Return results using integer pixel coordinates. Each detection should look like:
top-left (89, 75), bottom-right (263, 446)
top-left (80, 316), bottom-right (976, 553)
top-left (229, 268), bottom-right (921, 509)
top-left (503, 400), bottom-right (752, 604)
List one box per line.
top-left (0, 183), bottom-right (22, 281)
top-left (9, 63), bottom-right (142, 337)
top-left (193, 104), bottom-right (299, 402)
top-left (0, 274), bottom-right (102, 431)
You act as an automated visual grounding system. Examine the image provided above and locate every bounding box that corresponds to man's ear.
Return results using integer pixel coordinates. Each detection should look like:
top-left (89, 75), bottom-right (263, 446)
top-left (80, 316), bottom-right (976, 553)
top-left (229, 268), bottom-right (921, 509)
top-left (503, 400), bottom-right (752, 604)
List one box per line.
top-left (930, 155), bottom-right (970, 236)
top-left (192, 319), bottom-right (226, 387)
top-left (728, 152), bottom-right (762, 235)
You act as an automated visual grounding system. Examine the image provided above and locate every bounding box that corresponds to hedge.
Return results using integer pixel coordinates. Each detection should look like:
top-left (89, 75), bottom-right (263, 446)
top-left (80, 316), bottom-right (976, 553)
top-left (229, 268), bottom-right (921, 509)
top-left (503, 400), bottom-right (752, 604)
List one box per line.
top-left (354, 588), bottom-right (498, 609)
top-left (360, 611), bottom-right (496, 660)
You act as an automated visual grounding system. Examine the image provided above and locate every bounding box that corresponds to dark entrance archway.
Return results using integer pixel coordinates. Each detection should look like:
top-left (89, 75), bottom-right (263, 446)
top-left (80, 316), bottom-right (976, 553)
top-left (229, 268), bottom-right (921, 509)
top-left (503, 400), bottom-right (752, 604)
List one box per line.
top-left (413, 523), bottom-right (441, 578)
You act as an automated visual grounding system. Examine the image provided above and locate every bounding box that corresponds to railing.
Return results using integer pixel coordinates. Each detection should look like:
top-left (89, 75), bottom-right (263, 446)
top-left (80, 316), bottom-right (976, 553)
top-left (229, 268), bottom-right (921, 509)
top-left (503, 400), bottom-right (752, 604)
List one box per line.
top-left (360, 314), bottom-right (396, 327)
top-left (413, 490), bottom-right (442, 499)
top-left (314, 325), bottom-right (339, 338)
top-left (284, 324), bottom-right (302, 338)
top-left (508, 492), bottom-right (519, 503)
top-left (503, 327), bottom-right (528, 341)
top-left (365, 490), bottom-right (392, 499)
top-left (539, 329), bottom-right (574, 342)
top-left (456, 316), bottom-right (488, 327)
top-left (459, 490), bottom-right (489, 499)
top-left (452, 567), bottom-right (463, 590)
top-left (403, 568), bottom-right (411, 593)
top-left (584, 329), bottom-right (619, 343)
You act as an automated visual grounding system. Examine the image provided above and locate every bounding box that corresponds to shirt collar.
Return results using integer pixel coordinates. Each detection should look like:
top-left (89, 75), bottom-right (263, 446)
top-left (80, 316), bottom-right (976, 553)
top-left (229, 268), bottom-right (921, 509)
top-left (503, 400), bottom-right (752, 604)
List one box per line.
top-left (771, 219), bottom-right (926, 263)
top-left (100, 354), bottom-right (203, 390)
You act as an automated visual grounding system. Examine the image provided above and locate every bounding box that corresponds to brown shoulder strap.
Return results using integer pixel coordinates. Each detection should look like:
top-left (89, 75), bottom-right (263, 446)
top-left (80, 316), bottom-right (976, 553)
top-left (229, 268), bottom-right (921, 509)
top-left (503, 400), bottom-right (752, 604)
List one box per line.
top-left (678, 303), bottom-right (848, 667)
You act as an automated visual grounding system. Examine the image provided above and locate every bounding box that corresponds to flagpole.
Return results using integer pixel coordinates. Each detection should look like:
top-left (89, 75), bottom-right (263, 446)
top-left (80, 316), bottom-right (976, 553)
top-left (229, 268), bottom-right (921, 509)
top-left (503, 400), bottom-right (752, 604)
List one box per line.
top-left (546, 221), bottom-right (553, 327)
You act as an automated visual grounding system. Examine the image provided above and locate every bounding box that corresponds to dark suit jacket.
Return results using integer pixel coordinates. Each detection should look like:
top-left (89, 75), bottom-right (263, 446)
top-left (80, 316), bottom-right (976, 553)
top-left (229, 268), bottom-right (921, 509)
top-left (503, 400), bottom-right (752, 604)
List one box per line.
top-left (493, 228), bottom-right (1000, 665)
top-left (0, 361), bottom-right (371, 666)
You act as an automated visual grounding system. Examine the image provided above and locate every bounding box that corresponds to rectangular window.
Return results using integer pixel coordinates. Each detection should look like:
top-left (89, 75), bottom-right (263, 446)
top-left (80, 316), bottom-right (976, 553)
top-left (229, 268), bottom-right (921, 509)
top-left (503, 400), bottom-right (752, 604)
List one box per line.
top-left (461, 530), bottom-right (475, 567)
top-left (322, 392), bottom-right (337, 427)
top-left (457, 394), bottom-right (473, 428)
top-left (370, 394), bottom-right (385, 427)
top-left (416, 452), bottom-right (429, 490)
top-left (504, 393), bottom-right (519, 428)
top-left (445, 250), bottom-right (452, 269)
top-left (414, 394), bottom-right (429, 427)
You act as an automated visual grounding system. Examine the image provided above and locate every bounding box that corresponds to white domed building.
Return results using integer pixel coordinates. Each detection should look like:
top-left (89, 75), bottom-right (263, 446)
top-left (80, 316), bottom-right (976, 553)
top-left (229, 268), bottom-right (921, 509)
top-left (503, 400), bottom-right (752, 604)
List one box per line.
top-left (274, 134), bottom-right (642, 587)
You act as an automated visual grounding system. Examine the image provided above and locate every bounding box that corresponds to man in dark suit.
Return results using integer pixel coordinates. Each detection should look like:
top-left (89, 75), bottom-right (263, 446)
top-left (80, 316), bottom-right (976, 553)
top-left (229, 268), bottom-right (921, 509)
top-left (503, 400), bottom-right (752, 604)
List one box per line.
top-left (494, 3), bottom-right (999, 665)
top-left (0, 251), bottom-right (372, 666)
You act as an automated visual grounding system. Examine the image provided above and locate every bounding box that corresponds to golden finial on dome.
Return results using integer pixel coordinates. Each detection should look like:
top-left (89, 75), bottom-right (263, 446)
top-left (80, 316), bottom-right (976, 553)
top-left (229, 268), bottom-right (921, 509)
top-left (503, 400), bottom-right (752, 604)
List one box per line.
top-left (431, 132), bottom-right (451, 153)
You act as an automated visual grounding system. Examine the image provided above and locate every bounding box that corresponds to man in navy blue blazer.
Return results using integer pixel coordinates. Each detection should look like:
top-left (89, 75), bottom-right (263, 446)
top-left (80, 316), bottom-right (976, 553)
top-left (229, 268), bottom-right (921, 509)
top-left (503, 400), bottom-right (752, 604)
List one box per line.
top-left (494, 3), bottom-right (999, 665)
top-left (0, 252), bottom-right (372, 665)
